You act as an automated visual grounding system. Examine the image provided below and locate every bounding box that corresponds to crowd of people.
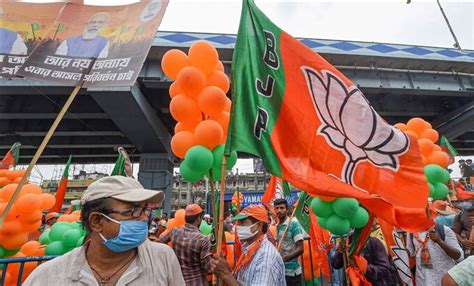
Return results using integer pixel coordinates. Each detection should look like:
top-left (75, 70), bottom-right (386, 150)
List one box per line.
top-left (19, 175), bottom-right (473, 286)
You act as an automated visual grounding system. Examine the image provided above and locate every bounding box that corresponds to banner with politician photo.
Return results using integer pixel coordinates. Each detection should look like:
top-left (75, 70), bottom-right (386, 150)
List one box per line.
top-left (17, 1), bottom-right (168, 87)
top-left (0, 2), bottom-right (65, 78)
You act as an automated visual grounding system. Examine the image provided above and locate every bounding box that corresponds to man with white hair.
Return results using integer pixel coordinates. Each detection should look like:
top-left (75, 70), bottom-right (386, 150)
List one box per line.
top-left (0, 6), bottom-right (28, 55)
top-left (55, 12), bottom-right (110, 58)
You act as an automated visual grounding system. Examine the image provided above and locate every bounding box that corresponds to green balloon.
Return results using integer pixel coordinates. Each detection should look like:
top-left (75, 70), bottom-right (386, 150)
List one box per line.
top-left (0, 246), bottom-right (18, 258)
top-left (317, 216), bottom-right (328, 229)
top-left (424, 164), bottom-right (449, 184)
top-left (349, 207), bottom-right (369, 228)
top-left (180, 161), bottom-right (204, 183)
top-left (311, 197), bottom-right (333, 218)
top-left (0, 246), bottom-right (4, 258)
top-left (326, 215), bottom-right (351, 235)
top-left (45, 241), bottom-right (67, 255)
top-left (49, 223), bottom-right (72, 241)
top-left (428, 182), bottom-right (435, 197)
top-left (231, 206), bottom-right (238, 213)
top-left (62, 229), bottom-right (83, 248)
top-left (209, 165), bottom-right (222, 181)
top-left (199, 221), bottom-right (212, 235)
top-left (226, 151), bottom-right (238, 170)
top-left (432, 183), bottom-right (449, 199)
top-left (76, 236), bottom-right (86, 247)
top-left (331, 198), bottom-right (359, 218)
top-left (185, 145), bottom-right (214, 173)
top-left (39, 229), bottom-right (52, 245)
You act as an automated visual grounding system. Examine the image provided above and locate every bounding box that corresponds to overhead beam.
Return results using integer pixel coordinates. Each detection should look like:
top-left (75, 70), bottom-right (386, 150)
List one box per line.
top-left (0, 144), bottom-right (118, 149)
top-left (437, 108), bottom-right (474, 139)
top-left (0, 113), bottom-right (109, 120)
top-left (0, 131), bottom-right (124, 137)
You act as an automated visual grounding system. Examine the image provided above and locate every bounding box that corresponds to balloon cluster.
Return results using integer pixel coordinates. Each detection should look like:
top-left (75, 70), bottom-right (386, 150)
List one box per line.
top-left (424, 164), bottom-right (450, 199)
top-left (0, 183), bottom-right (56, 256)
top-left (311, 197), bottom-right (369, 235)
top-left (57, 210), bottom-right (81, 223)
top-left (394, 118), bottom-right (449, 168)
top-left (0, 241), bottom-right (45, 285)
top-left (38, 221), bottom-right (86, 256)
top-left (161, 41), bottom-right (237, 183)
top-left (231, 191), bottom-right (243, 213)
top-left (0, 169), bottom-right (27, 187)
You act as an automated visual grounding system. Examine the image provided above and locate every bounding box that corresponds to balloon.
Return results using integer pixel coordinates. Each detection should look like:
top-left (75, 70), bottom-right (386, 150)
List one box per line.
top-left (417, 138), bottom-right (434, 157)
top-left (424, 164), bottom-right (449, 183)
top-left (199, 221), bottom-right (212, 235)
top-left (189, 41), bottom-right (219, 75)
top-left (426, 151), bottom-right (449, 168)
top-left (169, 94), bottom-right (201, 122)
top-left (176, 66), bottom-right (207, 96)
top-left (0, 183), bottom-right (18, 201)
top-left (349, 207), bottom-right (369, 228)
top-left (21, 220), bottom-right (42, 232)
top-left (207, 71), bottom-right (230, 93)
top-left (432, 145), bottom-right (442, 152)
top-left (175, 119), bottom-right (201, 133)
top-left (39, 193), bottom-right (56, 210)
top-left (22, 184), bottom-right (42, 194)
top-left (319, 195), bottom-right (336, 202)
top-left (407, 117), bottom-right (429, 135)
top-left (175, 209), bottom-right (186, 227)
top-left (185, 145), bottom-right (214, 173)
top-left (179, 162), bottom-right (203, 183)
top-left (194, 120), bottom-right (224, 150)
top-left (317, 216), bottom-right (328, 229)
top-left (171, 131), bottom-right (196, 159)
top-left (1, 232), bottom-right (28, 250)
top-left (39, 229), bottom-right (52, 245)
top-left (404, 130), bottom-right (419, 139)
top-left (224, 97), bottom-right (232, 113)
top-left (432, 183), bottom-right (449, 199)
top-left (226, 151), bottom-right (238, 170)
top-left (2, 247), bottom-right (20, 258)
top-left (310, 197), bottom-right (333, 218)
top-left (76, 236), bottom-right (85, 247)
top-left (420, 129), bottom-right (439, 143)
top-left (62, 229), bottom-right (83, 248)
top-left (169, 81), bottom-right (182, 98)
top-left (428, 182), bottom-right (435, 197)
top-left (326, 215), bottom-right (351, 235)
top-left (16, 194), bottom-right (42, 214)
top-left (0, 220), bottom-right (22, 235)
top-left (331, 198), bottom-right (359, 218)
top-left (20, 241), bottom-right (41, 256)
top-left (209, 165), bottom-right (224, 181)
top-left (211, 145), bottom-right (237, 171)
top-left (17, 209), bottom-right (43, 224)
top-left (49, 223), bottom-right (72, 241)
top-left (393, 123), bottom-right (408, 131)
top-left (166, 218), bottom-right (176, 231)
top-left (45, 241), bottom-right (67, 255)
top-left (161, 49), bottom-right (189, 80)
top-left (0, 203), bottom-right (19, 221)
top-left (215, 61), bottom-right (225, 72)
top-left (197, 86), bottom-right (227, 117)
top-left (210, 112), bottom-right (230, 138)
top-left (0, 176), bottom-right (12, 187)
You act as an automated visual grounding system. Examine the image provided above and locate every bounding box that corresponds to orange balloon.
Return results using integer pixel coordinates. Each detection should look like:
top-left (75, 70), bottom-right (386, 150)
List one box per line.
top-left (224, 97), bottom-right (232, 113)
top-left (422, 155), bottom-right (427, 165)
top-left (216, 61), bottom-right (225, 72)
top-left (0, 220), bottom-right (23, 235)
top-left (16, 194), bottom-right (42, 214)
top-left (33, 246), bottom-right (45, 256)
top-left (407, 117), bottom-right (429, 135)
top-left (0, 203), bottom-right (20, 220)
top-left (57, 214), bottom-right (79, 223)
top-left (20, 241), bottom-right (41, 256)
top-left (21, 220), bottom-right (42, 232)
top-left (0, 183), bottom-right (18, 201)
top-left (175, 120), bottom-right (200, 133)
top-left (394, 123), bottom-right (408, 131)
top-left (5, 170), bottom-right (18, 181)
top-left (169, 81), bottom-right (182, 98)
top-left (18, 209), bottom-right (43, 224)
top-left (15, 170), bottom-right (27, 178)
top-left (197, 86), bottom-right (227, 117)
top-left (417, 138), bottom-right (434, 157)
top-left (13, 177), bottom-right (23, 183)
top-left (169, 94), bottom-right (201, 122)
top-left (161, 49), bottom-right (189, 80)
top-left (176, 66), bottom-right (207, 97)
top-left (207, 71), bottom-right (230, 93)
top-left (319, 195), bottom-right (336, 202)
top-left (171, 131), bottom-right (197, 159)
top-left (194, 120), bottom-right (224, 150)
top-left (210, 112), bottom-right (230, 137)
top-left (71, 210), bottom-right (81, 216)
top-left (426, 151), bottom-right (450, 168)
top-left (175, 209), bottom-right (186, 227)
top-left (22, 184), bottom-right (42, 195)
top-left (1, 232), bottom-right (28, 250)
top-left (189, 41), bottom-right (219, 75)
top-left (166, 218), bottom-right (176, 231)
top-left (39, 193), bottom-right (56, 210)
top-left (0, 176), bottom-right (12, 187)
top-left (419, 128), bottom-right (439, 143)
top-left (404, 130), bottom-right (419, 140)
top-left (432, 144), bottom-right (442, 151)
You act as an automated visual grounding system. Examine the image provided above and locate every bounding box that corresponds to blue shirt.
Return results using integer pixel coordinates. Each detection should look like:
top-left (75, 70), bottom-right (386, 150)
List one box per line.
top-left (0, 28), bottom-right (18, 54)
top-left (236, 236), bottom-right (286, 286)
top-left (65, 35), bottom-right (108, 58)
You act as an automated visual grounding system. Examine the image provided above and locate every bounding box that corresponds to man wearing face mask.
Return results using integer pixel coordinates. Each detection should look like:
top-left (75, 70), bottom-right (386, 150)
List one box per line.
top-left (23, 176), bottom-right (185, 286)
top-left (210, 204), bottom-right (286, 285)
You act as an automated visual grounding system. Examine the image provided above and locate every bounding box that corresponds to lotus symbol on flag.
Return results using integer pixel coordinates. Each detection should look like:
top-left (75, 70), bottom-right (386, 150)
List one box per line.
top-left (302, 67), bottom-right (409, 187)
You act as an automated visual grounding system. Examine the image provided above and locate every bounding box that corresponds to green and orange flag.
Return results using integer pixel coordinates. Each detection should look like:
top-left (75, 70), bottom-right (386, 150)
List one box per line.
top-left (0, 142), bottom-right (21, 169)
top-left (226, 0), bottom-right (432, 232)
top-left (49, 155), bottom-right (72, 213)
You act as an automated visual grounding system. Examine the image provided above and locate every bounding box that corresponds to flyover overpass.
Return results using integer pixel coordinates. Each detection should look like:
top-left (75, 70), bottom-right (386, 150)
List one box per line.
top-left (1, 32), bottom-right (473, 210)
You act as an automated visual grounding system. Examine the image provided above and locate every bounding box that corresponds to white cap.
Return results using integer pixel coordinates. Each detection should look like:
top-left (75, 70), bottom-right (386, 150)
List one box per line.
top-left (81, 176), bottom-right (164, 206)
top-left (203, 214), bottom-right (211, 219)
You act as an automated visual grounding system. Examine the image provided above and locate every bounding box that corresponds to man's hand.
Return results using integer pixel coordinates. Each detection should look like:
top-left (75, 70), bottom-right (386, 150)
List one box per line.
top-left (429, 229), bottom-right (442, 244)
top-left (210, 254), bottom-right (232, 277)
top-left (461, 239), bottom-right (474, 249)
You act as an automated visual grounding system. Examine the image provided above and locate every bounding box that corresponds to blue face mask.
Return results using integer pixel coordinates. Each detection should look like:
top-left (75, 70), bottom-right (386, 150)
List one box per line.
top-left (99, 214), bottom-right (148, 253)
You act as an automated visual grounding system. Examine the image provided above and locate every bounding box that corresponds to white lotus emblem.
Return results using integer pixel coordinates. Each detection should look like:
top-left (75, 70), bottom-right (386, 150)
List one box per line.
top-left (302, 67), bottom-right (409, 186)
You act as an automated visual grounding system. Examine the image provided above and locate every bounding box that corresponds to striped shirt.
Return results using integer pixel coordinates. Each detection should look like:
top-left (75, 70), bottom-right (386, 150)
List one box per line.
top-left (236, 236), bottom-right (286, 286)
top-left (158, 224), bottom-right (212, 286)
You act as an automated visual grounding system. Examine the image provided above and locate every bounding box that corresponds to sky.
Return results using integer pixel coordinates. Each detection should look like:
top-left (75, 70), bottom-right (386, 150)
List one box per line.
top-left (14, 0), bottom-right (474, 183)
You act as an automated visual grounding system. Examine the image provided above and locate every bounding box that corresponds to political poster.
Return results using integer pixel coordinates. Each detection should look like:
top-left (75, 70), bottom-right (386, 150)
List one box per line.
top-left (0, 2), bottom-right (65, 78)
top-left (17, 1), bottom-right (168, 87)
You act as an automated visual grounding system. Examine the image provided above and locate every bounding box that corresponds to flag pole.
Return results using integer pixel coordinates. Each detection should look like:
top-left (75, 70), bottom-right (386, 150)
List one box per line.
top-left (277, 205), bottom-right (298, 250)
top-left (208, 170), bottom-right (219, 286)
top-left (0, 85), bottom-right (81, 224)
top-left (216, 156), bottom-right (228, 256)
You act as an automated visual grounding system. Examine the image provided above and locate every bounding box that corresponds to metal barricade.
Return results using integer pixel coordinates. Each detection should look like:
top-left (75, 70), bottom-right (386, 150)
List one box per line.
top-left (0, 256), bottom-right (56, 286)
